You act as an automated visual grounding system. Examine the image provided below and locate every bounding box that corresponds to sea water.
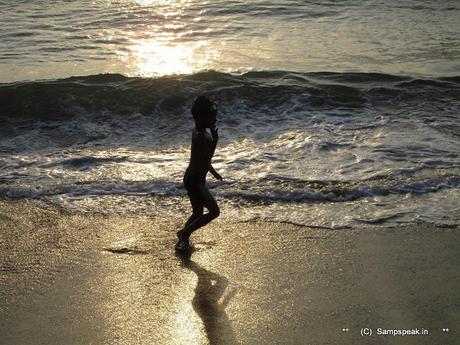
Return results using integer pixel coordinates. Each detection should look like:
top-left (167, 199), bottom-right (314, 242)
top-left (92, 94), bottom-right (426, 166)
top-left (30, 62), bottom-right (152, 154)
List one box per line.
top-left (0, 0), bottom-right (459, 228)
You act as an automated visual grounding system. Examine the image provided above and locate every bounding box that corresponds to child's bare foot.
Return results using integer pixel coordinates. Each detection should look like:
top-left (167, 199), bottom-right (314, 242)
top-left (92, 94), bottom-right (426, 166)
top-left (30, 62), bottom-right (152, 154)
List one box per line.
top-left (175, 230), bottom-right (190, 251)
top-left (175, 239), bottom-right (190, 251)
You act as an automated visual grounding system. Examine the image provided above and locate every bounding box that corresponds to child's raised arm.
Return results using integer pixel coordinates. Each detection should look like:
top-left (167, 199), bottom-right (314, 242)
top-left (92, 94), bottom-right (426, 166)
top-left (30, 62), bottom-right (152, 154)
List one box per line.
top-left (209, 127), bottom-right (222, 180)
top-left (210, 127), bottom-right (219, 157)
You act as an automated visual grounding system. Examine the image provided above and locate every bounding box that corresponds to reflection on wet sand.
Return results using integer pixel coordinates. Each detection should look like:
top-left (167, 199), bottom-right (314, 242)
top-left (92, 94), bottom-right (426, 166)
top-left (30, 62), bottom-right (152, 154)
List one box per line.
top-left (177, 251), bottom-right (237, 345)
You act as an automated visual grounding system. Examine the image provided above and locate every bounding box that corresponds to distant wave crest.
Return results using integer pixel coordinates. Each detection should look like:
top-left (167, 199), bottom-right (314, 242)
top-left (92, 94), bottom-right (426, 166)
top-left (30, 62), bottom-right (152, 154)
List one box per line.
top-left (1, 70), bottom-right (459, 119)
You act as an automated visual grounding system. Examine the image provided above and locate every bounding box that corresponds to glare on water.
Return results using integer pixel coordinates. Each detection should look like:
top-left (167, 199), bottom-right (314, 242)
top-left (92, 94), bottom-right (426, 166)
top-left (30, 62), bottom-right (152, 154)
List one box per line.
top-left (112, 0), bottom-right (218, 76)
top-left (119, 39), bottom-right (211, 76)
top-left (1, 0), bottom-right (459, 81)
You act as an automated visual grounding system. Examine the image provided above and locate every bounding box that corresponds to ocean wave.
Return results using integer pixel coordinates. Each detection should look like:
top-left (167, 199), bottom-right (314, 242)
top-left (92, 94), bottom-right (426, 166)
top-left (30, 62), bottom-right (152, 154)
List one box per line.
top-left (1, 71), bottom-right (458, 120)
top-left (1, 70), bottom-right (459, 227)
top-left (2, 172), bottom-right (458, 204)
top-left (39, 156), bottom-right (128, 170)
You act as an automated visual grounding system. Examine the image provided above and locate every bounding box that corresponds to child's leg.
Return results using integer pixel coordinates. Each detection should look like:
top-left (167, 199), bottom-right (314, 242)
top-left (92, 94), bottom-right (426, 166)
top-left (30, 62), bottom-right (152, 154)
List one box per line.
top-left (178, 189), bottom-right (203, 241)
top-left (181, 184), bottom-right (220, 238)
top-left (183, 205), bottom-right (203, 229)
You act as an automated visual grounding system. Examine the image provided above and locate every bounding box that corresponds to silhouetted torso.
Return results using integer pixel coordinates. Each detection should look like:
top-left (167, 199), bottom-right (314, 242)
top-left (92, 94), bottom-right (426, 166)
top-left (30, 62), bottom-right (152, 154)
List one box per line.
top-left (186, 128), bottom-right (213, 179)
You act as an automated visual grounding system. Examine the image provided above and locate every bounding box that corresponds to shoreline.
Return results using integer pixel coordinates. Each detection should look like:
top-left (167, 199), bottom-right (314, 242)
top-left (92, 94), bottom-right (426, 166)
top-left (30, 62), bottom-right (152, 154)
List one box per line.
top-left (1, 199), bottom-right (459, 344)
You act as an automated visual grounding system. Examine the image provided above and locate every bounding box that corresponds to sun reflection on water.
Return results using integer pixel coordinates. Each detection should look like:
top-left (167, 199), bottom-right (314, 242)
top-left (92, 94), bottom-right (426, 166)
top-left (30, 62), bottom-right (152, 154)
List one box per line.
top-left (122, 39), bottom-right (209, 76)
top-left (174, 297), bottom-right (206, 345)
top-left (114, 0), bottom-right (217, 76)
top-left (142, 0), bottom-right (181, 6)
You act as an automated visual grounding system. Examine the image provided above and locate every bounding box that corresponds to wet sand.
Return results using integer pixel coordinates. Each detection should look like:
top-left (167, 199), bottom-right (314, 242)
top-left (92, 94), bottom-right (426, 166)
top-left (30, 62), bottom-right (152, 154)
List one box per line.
top-left (1, 200), bottom-right (459, 345)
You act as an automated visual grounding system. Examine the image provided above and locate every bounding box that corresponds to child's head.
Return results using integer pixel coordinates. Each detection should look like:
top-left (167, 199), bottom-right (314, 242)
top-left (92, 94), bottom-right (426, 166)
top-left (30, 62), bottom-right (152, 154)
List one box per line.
top-left (191, 95), bottom-right (217, 128)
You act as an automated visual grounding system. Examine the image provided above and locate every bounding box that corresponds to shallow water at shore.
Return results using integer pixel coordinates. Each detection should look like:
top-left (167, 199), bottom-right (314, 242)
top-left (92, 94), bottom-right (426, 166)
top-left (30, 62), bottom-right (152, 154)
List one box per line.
top-left (1, 71), bottom-right (459, 228)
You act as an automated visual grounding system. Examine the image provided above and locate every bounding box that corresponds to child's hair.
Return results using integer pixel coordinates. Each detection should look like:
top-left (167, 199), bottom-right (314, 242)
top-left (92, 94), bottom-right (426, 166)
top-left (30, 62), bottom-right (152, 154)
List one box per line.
top-left (191, 95), bottom-right (217, 123)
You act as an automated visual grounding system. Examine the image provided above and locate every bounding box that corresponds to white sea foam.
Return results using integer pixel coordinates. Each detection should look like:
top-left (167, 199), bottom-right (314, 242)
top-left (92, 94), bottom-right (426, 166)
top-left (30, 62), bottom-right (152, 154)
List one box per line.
top-left (1, 71), bottom-right (459, 227)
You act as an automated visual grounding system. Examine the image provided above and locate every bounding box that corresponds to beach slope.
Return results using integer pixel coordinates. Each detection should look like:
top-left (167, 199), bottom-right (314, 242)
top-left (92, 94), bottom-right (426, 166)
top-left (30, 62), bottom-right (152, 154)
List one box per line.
top-left (1, 200), bottom-right (459, 345)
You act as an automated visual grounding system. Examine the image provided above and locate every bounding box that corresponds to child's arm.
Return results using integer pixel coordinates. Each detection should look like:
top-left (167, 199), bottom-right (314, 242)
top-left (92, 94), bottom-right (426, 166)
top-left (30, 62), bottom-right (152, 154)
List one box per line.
top-left (209, 164), bottom-right (222, 181)
top-left (209, 127), bottom-right (219, 157)
top-left (209, 127), bottom-right (222, 180)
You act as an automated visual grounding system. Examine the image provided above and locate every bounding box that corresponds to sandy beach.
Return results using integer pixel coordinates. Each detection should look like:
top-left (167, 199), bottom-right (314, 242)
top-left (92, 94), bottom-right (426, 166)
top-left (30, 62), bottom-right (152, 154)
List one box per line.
top-left (0, 200), bottom-right (458, 345)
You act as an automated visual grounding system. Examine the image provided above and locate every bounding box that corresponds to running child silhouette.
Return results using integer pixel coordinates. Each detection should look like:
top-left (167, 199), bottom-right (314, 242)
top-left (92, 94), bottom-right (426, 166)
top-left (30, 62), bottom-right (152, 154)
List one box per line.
top-left (176, 96), bottom-right (222, 251)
